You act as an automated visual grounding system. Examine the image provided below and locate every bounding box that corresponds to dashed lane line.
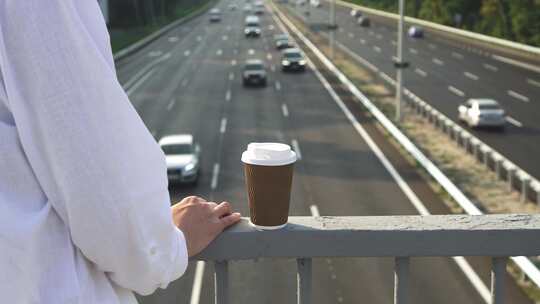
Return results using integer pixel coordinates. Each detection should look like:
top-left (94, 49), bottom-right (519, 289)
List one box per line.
top-left (211, 163), bottom-right (220, 190)
top-left (527, 78), bottom-right (540, 88)
top-left (414, 68), bottom-right (427, 77)
top-left (373, 46), bottom-right (381, 53)
top-left (506, 116), bottom-right (523, 127)
top-left (166, 98), bottom-right (175, 111)
top-left (184, 50), bottom-right (191, 56)
top-left (508, 90), bottom-right (530, 102)
top-left (464, 72), bottom-right (479, 81)
top-left (291, 139), bottom-right (302, 160)
top-left (448, 86), bottom-right (465, 97)
top-left (229, 72), bottom-right (234, 81)
top-left (432, 58), bottom-right (444, 66)
top-left (220, 118), bottom-right (228, 133)
top-left (452, 52), bottom-right (464, 59)
top-left (483, 63), bottom-right (498, 72)
top-left (225, 89), bottom-right (232, 101)
top-left (216, 49), bottom-right (223, 56)
top-left (275, 81), bottom-right (282, 91)
top-left (281, 104), bottom-right (289, 117)
top-left (409, 48), bottom-right (418, 55)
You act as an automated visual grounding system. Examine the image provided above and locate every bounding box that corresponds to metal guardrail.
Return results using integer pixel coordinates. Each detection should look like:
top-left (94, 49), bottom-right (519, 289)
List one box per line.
top-left (269, 1), bottom-right (540, 288)
top-left (334, 0), bottom-right (540, 60)
top-left (194, 215), bottom-right (540, 304)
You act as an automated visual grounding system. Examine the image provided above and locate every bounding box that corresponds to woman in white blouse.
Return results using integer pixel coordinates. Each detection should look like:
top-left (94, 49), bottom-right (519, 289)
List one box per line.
top-left (0, 1), bottom-right (241, 303)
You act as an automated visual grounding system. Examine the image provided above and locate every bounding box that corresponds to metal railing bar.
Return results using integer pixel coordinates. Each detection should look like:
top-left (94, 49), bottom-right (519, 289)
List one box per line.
top-left (394, 257), bottom-right (410, 304)
top-left (491, 257), bottom-right (507, 304)
top-left (297, 258), bottom-right (312, 304)
top-left (214, 260), bottom-right (229, 304)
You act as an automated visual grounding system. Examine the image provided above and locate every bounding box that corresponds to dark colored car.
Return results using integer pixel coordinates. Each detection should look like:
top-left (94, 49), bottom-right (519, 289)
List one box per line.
top-left (281, 48), bottom-right (307, 72)
top-left (242, 59), bottom-right (267, 87)
top-left (357, 16), bottom-right (370, 27)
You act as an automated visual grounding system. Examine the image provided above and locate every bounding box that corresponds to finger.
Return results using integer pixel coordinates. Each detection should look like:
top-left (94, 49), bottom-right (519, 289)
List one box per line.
top-left (213, 201), bottom-right (232, 218)
top-left (220, 212), bottom-right (241, 228)
top-left (206, 202), bottom-right (218, 209)
top-left (186, 195), bottom-right (206, 204)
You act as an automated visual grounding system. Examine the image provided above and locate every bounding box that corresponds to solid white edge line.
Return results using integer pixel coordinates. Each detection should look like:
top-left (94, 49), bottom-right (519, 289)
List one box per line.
top-left (220, 118), bottom-right (228, 133)
top-left (492, 54), bottom-right (540, 74)
top-left (123, 52), bottom-right (170, 90)
top-left (126, 69), bottom-right (156, 96)
top-left (291, 139), bottom-right (302, 160)
top-left (270, 4), bottom-right (496, 301)
top-left (211, 163), bottom-right (220, 190)
top-left (189, 261), bottom-right (206, 304)
top-left (527, 78), bottom-right (540, 88)
top-left (282, 104), bottom-right (289, 117)
top-left (505, 116), bottom-right (523, 127)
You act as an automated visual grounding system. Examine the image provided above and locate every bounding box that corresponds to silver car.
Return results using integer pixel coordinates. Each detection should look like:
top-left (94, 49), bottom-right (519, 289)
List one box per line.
top-left (458, 99), bottom-right (506, 130)
top-left (159, 134), bottom-right (201, 184)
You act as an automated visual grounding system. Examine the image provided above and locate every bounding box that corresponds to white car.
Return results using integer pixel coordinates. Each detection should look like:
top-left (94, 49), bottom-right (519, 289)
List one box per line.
top-left (458, 99), bottom-right (506, 129)
top-left (159, 135), bottom-right (201, 184)
top-left (310, 0), bottom-right (321, 7)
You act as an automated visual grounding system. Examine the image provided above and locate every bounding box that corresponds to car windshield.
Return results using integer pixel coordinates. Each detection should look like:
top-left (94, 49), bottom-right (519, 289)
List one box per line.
top-left (479, 104), bottom-right (501, 110)
top-left (245, 63), bottom-right (264, 70)
top-left (161, 144), bottom-right (193, 155)
top-left (284, 52), bottom-right (302, 59)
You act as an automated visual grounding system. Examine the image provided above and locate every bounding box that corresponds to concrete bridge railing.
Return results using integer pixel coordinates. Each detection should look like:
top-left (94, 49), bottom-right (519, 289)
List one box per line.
top-left (194, 214), bottom-right (540, 304)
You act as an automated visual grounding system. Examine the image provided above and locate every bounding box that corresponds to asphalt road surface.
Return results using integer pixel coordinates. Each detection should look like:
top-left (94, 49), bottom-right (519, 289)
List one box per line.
top-left (286, 0), bottom-right (540, 180)
top-left (114, 1), bottom-right (532, 303)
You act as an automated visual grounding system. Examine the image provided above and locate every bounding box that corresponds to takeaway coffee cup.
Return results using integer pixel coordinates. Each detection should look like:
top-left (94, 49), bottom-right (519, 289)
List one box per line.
top-left (241, 143), bottom-right (297, 230)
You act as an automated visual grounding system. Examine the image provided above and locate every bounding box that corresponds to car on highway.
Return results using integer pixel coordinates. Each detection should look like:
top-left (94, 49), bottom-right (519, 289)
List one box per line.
top-left (209, 8), bottom-right (222, 23)
top-left (310, 0), bottom-right (321, 7)
top-left (350, 9), bottom-right (362, 18)
top-left (357, 16), bottom-right (370, 27)
top-left (458, 98), bottom-right (506, 130)
top-left (281, 48), bottom-right (307, 72)
top-left (276, 38), bottom-right (294, 49)
top-left (159, 134), bottom-right (201, 184)
top-left (243, 4), bottom-right (252, 13)
top-left (408, 26), bottom-right (424, 38)
top-left (254, 6), bottom-right (265, 15)
top-left (242, 59), bottom-right (267, 87)
top-left (245, 25), bottom-right (262, 37)
top-left (245, 15), bottom-right (260, 27)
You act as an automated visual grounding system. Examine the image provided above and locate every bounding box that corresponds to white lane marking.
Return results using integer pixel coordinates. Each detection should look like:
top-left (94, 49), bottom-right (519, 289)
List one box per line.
top-left (409, 48), bottom-right (418, 54)
top-left (148, 50), bottom-right (163, 57)
top-left (492, 54), bottom-right (540, 73)
top-left (508, 90), bottom-right (530, 102)
top-left (338, 27), bottom-right (344, 33)
top-left (432, 58), bottom-right (444, 65)
top-left (428, 43), bottom-right (436, 49)
top-left (248, 49), bottom-right (255, 55)
top-left (506, 116), bottom-right (523, 127)
top-left (123, 53), bottom-right (170, 91)
top-left (271, 65), bottom-right (276, 72)
top-left (269, 24), bottom-right (275, 30)
top-left (291, 139), bottom-right (302, 160)
top-left (231, 59), bottom-right (237, 66)
top-left (464, 72), bottom-right (479, 81)
top-left (184, 50), bottom-right (191, 56)
top-left (267, 53), bottom-right (273, 60)
top-left (189, 261), bottom-right (205, 304)
top-left (126, 69), bottom-right (156, 96)
top-left (483, 63), bottom-right (498, 71)
top-left (225, 89), bottom-right (232, 101)
top-left (226, 26), bottom-right (231, 31)
top-left (211, 163), bottom-right (220, 190)
top-left (527, 78), bottom-right (540, 88)
top-left (281, 104), bottom-right (289, 117)
top-left (168, 36), bottom-right (179, 43)
top-left (234, 49), bottom-right (239, 55)
top-left (220, 118), bottom-right (228, 133)
top-left (373, 46), bottom-right (381, 53)
top-left (448, 86), bottom-right (465, 97)
top-left (452, 52), bottom-right (464, 59)
top-left (380, 73), bottom-right (395, 85)
top-left (391, 40), bottom-right (397, 46)
top-left (414, 68), bottom-right (427, 77)
top-left (275, 81), bottom-right (281, 91)
top-left (348, 32), bottom-right (355, 38)
top-left (216, 49), bottom-right (223, 56)
top-left (196, 35), bottom-right (202, 42)
top-left (181, 79), bottom-right (189, 87)
top-left (222, 35), bottom-right (228, 41)
top-left (360, 39), bottom-right (366, 45)
top-left (229, 72), bottom-right (234, 81)
top-left (309, 205), bottom-right (320, 216)
top-left (166, 98), bottom-right (175, 111)
top-left (368, 31), bottom-right (374, 36)
top-left (376, 34), bottom-right (382, 40)
top-left (273, 7), bottom-right (492, 301)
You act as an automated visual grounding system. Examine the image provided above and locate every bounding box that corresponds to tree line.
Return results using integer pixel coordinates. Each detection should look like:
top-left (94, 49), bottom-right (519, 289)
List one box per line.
top-left (348, 0), bottom-right (540, 47)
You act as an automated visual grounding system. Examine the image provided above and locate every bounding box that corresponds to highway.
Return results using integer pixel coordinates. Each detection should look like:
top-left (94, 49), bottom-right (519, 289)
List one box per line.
top-left (285, 1), bottom-right (540, 180)
top-left (114, 1), bottom-right (532, 303)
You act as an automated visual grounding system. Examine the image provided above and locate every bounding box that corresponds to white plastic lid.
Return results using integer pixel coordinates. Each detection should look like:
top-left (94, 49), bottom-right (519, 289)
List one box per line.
top-left (241, 143), bottom-right (297, 166)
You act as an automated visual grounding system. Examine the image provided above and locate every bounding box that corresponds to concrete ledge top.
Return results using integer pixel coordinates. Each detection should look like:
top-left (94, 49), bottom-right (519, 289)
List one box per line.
top-left (194, 215), bottom-right (540, 261)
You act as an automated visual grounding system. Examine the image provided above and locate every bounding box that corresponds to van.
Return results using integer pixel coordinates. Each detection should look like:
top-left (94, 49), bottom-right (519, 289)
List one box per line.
top-left (245, 15), bottom-right (260, 27)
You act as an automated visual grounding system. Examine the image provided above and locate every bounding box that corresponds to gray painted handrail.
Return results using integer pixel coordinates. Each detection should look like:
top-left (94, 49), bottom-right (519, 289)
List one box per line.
top-left (194, 215), bottom-right (540, 261)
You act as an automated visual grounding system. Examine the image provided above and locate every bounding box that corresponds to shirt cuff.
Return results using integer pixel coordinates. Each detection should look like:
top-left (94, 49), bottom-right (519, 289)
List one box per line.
top-left (160, 226), bottom-right (189, 289)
